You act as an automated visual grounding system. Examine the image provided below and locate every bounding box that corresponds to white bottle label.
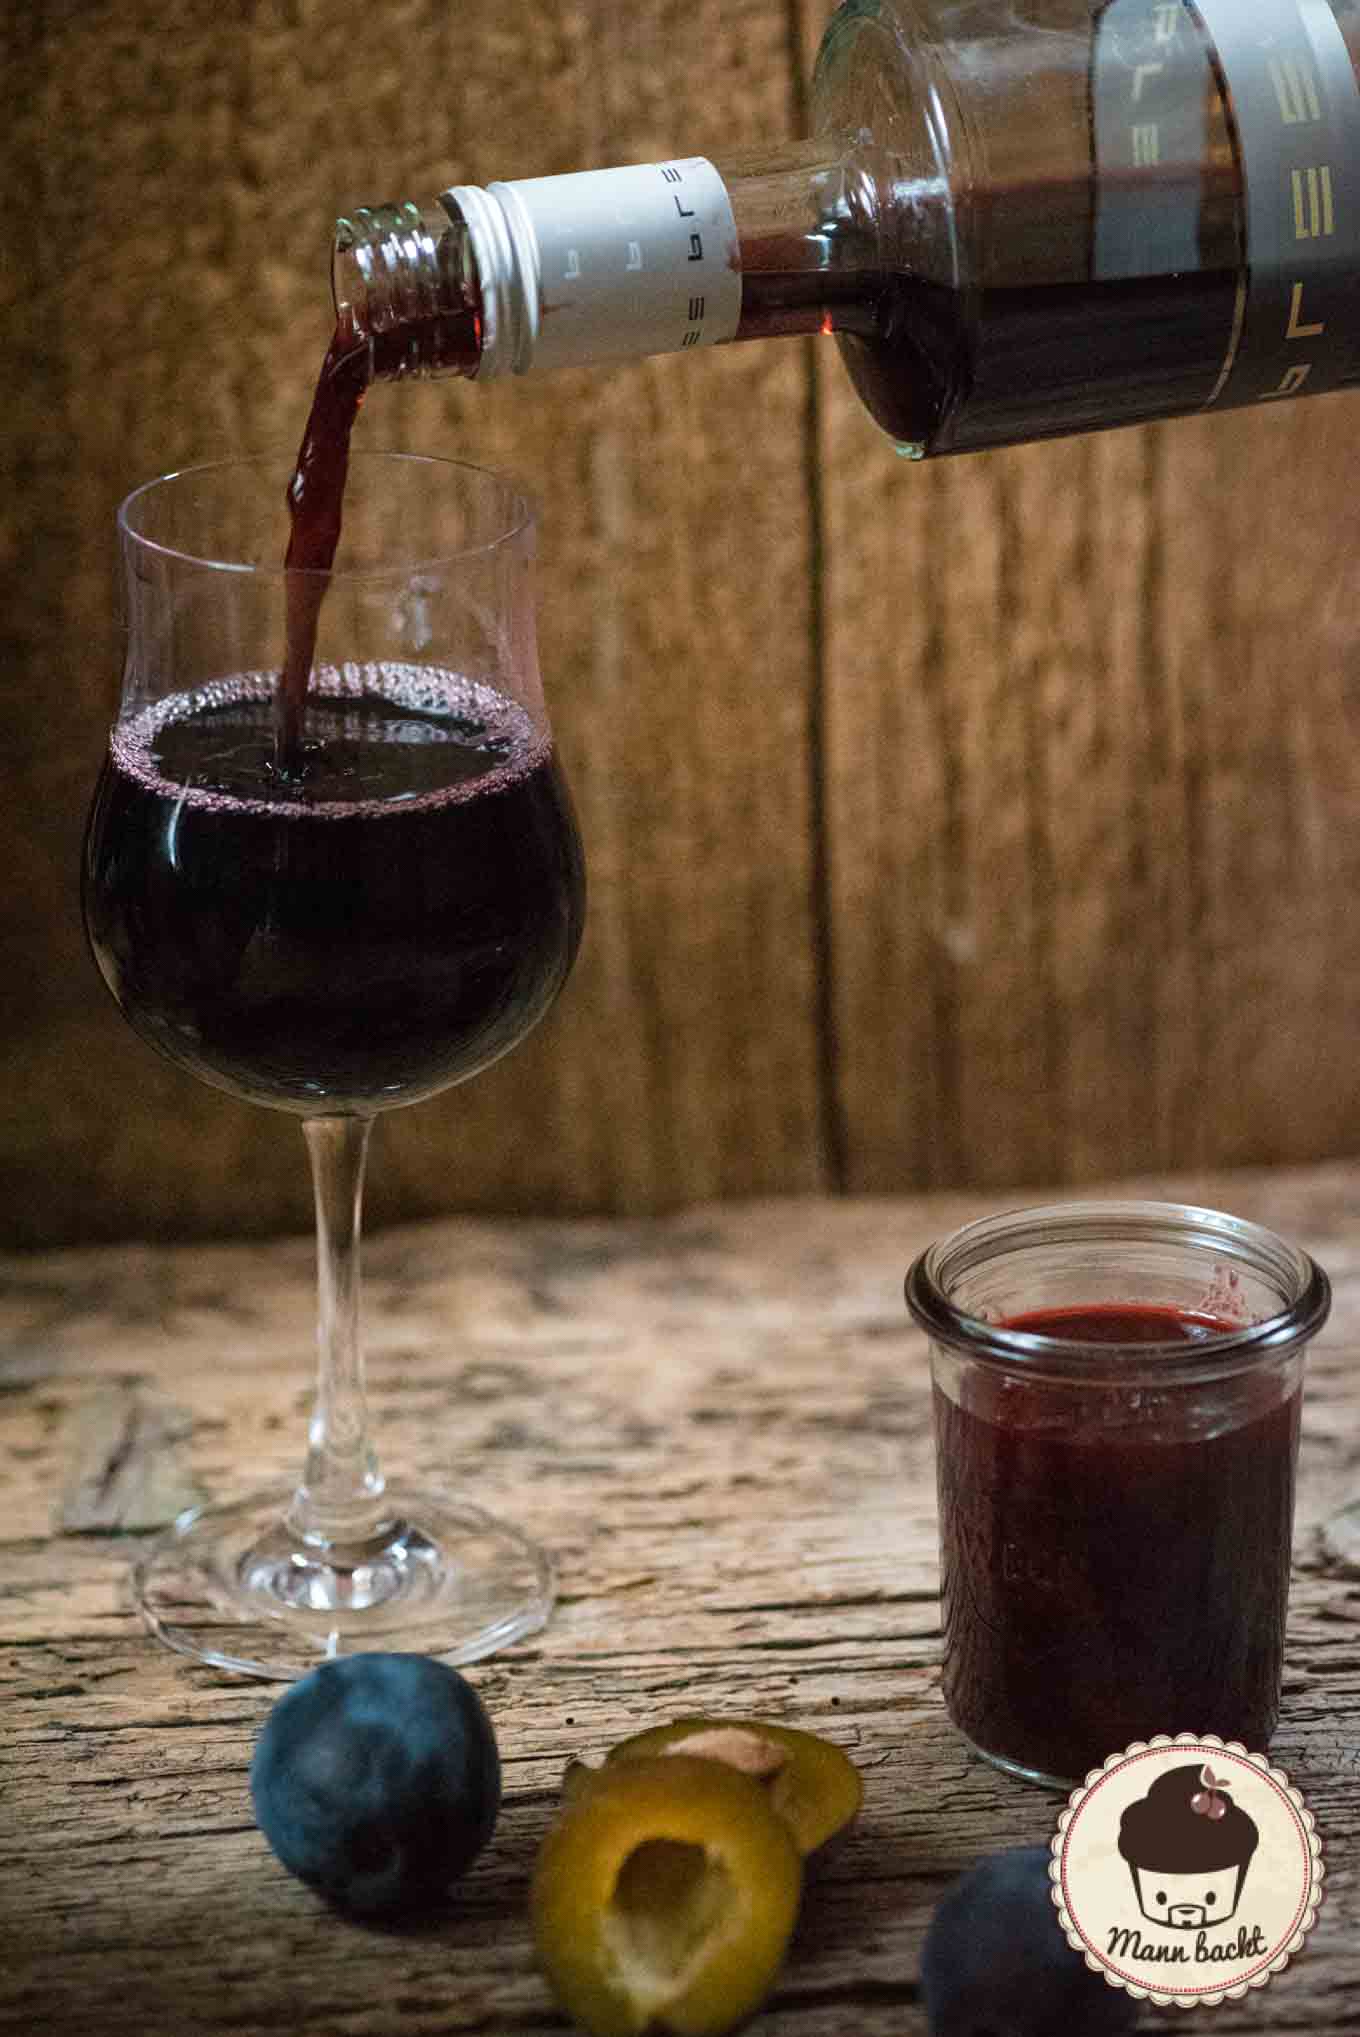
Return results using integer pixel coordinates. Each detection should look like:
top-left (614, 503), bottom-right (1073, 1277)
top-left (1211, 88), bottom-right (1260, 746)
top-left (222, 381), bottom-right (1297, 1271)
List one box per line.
top-left (450, 159), bottom-right (741, 377)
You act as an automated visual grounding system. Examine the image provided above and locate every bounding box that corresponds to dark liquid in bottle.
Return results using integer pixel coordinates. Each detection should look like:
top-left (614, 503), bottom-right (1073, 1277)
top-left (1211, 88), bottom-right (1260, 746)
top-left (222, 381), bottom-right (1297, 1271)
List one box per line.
top-left (934, 1302), bottom-right (1301, 1782)
top-left (83, 670), bottom-right (583, 1113)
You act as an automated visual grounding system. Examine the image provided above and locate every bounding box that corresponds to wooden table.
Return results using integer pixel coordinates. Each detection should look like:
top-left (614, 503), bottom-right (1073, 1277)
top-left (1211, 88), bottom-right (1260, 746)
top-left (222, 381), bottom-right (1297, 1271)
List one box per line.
top-left (3, 1166), bottom-right (1357, 2035)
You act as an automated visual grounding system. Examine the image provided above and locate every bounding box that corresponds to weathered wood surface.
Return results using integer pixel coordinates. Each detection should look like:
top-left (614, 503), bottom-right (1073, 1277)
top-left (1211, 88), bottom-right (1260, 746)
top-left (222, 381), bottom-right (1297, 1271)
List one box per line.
top-left (7, 3), bottom-right (1360, 1249)
top-left (817, 396), bottom-right (1360, 1196)
top-left (2, 1163), bottom-right (1357, 2034)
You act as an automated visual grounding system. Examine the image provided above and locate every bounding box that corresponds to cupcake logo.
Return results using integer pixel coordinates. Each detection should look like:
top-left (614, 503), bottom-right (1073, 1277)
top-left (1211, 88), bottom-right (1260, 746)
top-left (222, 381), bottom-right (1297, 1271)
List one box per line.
top-left (1051, 1737), bottom-right (1323, 2008)
top-left (1119, 1763), bottom-right (1259, 1929)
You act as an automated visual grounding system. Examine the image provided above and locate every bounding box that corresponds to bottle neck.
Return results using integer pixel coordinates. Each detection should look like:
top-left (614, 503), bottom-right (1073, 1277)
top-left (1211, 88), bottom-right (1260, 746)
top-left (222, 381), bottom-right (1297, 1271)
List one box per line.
top-left (719, 141), bottom-right (884, 345)
top-left (333, 143), bottom-right (878, 383)
top-left (332, 201), bottom-right (483, 379)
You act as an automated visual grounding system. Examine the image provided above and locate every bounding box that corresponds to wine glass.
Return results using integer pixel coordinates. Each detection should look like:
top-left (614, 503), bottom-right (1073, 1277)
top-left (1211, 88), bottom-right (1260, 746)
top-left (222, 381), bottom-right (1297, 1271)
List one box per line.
top-left (82, 453), bottom-right (585, 1678)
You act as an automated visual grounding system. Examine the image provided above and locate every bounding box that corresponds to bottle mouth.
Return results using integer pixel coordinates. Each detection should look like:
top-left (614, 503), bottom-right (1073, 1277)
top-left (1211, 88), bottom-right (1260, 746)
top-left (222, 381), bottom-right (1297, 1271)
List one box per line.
top-left (332, 203), bottom-right (480, 377)
top-left (904, 1199), bottom-right (1331, 1383)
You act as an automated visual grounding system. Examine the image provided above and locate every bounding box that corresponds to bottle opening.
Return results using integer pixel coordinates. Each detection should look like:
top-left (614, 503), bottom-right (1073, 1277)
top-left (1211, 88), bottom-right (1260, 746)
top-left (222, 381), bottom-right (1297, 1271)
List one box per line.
top-left (332, 203), bottom-right (483, 380)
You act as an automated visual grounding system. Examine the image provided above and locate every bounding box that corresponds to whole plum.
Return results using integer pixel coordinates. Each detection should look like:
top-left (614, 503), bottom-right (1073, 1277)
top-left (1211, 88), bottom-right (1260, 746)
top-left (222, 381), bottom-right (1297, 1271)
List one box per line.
top-left (250, 1652), bottom-right (501, 1919)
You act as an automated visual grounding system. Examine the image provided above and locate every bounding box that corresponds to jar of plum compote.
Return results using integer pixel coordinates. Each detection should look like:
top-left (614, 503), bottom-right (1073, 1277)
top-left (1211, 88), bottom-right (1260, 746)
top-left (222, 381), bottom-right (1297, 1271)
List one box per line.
top-left (905, 1201), bottom-right (1330, 1789)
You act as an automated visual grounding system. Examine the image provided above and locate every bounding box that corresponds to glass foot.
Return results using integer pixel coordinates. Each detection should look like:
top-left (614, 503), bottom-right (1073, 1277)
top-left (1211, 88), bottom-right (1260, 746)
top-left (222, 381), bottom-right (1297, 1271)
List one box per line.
top-left (131, 1482), bottom-right (554, 1679)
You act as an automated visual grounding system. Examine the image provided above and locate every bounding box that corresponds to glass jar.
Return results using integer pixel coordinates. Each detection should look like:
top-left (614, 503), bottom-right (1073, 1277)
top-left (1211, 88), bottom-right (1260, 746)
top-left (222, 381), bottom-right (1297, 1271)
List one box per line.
top-left (905, 1200), bottom-right (1331, 1788)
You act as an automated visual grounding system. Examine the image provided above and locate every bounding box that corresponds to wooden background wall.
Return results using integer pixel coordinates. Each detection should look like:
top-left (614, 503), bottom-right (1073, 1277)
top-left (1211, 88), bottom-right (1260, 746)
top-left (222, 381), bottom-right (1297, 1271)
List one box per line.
top-left (5, 0), bottom-right (1360, 1250)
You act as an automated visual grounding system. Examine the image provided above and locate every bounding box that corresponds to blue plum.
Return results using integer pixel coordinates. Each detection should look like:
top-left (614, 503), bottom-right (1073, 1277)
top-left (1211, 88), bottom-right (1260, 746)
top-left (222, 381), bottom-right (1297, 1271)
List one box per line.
top-left (250, 1652), bottom-right (501, 1918)
top-left (921, 1846), bottom-right (1139, 2036)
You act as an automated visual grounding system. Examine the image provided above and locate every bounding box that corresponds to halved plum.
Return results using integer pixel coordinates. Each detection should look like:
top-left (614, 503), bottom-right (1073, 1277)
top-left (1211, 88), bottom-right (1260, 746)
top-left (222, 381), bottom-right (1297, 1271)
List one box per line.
top-left (580, 1717), bottom-right (862, 1860)
top-left (532, 1753), bottom-right (802, 2036)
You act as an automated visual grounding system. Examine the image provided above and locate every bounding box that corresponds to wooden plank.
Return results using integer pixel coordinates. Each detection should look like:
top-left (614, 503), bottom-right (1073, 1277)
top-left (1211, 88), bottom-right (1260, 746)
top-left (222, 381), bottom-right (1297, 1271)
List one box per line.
top-left (819, 372), bottom-right (1360, 1191)
top-left (796, 0), bottom-right (1360, 1195)
top-left (1, 1165), bottom-right (1358, 2033)
top-left (0, 0), bottom-right (824, 1247)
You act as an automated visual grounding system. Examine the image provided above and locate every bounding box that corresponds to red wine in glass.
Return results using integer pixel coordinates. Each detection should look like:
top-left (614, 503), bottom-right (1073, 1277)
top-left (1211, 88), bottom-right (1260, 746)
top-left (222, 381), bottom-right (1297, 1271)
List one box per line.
top-left (84, 670), bottom-right (584, 1114)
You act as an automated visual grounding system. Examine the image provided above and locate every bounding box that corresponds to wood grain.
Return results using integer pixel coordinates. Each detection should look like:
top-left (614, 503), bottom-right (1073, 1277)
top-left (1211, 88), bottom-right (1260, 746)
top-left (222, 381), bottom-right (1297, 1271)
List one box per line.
top-left (817, 386), bottom-right (1360, 1194)
top-left (6, 2), bottom-right (1360, 1249)
top-left (1, 1164), bottom-right (1358, 2033)
top-left (0, 0), bottom-right (823, 1247)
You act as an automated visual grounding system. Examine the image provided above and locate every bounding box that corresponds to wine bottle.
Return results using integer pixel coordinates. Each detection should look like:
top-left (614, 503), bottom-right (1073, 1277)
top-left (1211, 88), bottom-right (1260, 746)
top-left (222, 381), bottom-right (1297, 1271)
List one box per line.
top-left (332, 0), bottom-right (1360, 458)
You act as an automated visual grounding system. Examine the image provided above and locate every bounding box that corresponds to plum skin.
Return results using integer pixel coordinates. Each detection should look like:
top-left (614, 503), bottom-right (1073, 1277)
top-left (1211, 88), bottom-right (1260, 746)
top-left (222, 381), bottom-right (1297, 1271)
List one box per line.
top-left (249, 1652), bottom-right (501, 1918)
top-left (921, 1846), bottom-right (1139, 2037)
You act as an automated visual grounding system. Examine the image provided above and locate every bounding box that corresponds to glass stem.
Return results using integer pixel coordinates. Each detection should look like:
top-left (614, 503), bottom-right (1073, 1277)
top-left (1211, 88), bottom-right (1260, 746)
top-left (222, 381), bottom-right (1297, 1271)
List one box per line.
top-left (287, 1113), bottom-right (390, 1550)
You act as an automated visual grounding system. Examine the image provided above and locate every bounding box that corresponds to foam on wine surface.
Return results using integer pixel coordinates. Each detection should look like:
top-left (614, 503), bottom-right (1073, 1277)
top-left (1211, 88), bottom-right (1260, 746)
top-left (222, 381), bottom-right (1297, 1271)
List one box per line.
top-left (112, 664), bottom-right (550, 816)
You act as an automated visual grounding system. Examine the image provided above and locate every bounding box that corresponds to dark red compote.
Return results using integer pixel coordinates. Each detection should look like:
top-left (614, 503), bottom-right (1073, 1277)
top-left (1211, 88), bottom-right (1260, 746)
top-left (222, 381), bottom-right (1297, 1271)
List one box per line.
top-left (933, 1303), bottom-right (1301, 1784)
